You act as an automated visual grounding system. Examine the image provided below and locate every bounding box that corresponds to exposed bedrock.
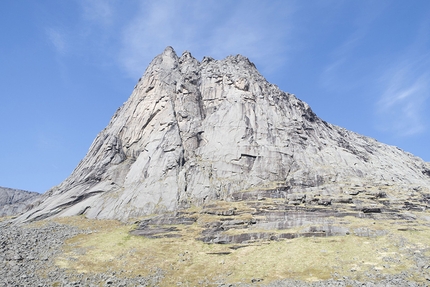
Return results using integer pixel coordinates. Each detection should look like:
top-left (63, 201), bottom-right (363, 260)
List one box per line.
top-left (131, 185), bottom-right (429, 244)
top-left (17, 46), bottom-right (430, 222)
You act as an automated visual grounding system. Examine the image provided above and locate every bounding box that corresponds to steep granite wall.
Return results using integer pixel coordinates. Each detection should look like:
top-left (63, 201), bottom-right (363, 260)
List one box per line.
top-left (18, 47), bottom-right (430, 222)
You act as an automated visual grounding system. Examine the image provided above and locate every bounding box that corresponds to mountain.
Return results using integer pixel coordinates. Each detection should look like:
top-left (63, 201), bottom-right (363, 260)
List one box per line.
top-left (17, 47), bottom-right (430, 223)
top-left (0, 186), bottom-right (40, 217)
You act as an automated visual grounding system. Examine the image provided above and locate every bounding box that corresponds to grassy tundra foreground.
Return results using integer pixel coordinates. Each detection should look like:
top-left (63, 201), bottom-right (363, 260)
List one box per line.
top-left (41, 205), bottom-right (430, 286)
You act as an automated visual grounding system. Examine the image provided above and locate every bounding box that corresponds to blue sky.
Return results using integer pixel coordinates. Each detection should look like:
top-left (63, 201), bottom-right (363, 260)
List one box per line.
top-left (1, 0), bottom-right (429, 193)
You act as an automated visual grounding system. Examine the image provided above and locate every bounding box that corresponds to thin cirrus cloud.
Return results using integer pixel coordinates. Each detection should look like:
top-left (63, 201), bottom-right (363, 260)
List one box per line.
top-left (44, 0), bottom-right (293, 81)
top-left (319, 3), bottom-right (385, 93)
top-left (46, 27), bottom-right (67, 55)
top-left (80, 0), bottom-right (114, 27)
top-left (118, 0), bottom-right (293, 79)
top-left (119, 1), bottom-right (182, 77)
top-left (376, 63), bottom-right (429, 137)
top-left (376, 16), bottom-right (430, 137)
top-left (317, 3), bottom-right (430, 139)
top-left (205, 1), bottom-right (292, 76)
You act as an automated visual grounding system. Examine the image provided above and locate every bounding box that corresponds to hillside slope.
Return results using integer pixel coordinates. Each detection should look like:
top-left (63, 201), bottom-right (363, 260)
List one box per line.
top-left (0, 186), bottom-right (40, 217)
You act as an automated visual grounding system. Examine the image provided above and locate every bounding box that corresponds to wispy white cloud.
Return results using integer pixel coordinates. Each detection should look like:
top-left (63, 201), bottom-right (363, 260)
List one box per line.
top-left (46, 27), bottom-right (67, 55)
top-left (44, 0), bottom-right (117, 67)
top-left (118, 0), bottom-right (294, 79)
top-left (206, 1), bottom-right (293, 75)
top-left (119, 0), bottom-right (180, 77)
top-left (316, 2), bottom-right (430, 138)
top-left (79, 0), bottom-right (114, 27)
top-left (375, 9), bottom-right (430, 137)
top-left (376, 60), bottom-right (430, 137)
top-left (319, 1), bottom-right (387, 91)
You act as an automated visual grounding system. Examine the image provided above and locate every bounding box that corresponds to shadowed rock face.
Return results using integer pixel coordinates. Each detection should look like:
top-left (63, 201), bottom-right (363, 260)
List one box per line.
top-left (17, 46), bottom-right (430, 222)
top-left (0, 187), bottom-right (40, 217)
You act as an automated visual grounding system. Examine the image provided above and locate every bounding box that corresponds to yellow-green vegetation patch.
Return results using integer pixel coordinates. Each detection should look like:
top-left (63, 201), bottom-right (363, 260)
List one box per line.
top-left (0, 216), bottom-right (14, 222)
top-left (53, 213), bottom-right (430, 286)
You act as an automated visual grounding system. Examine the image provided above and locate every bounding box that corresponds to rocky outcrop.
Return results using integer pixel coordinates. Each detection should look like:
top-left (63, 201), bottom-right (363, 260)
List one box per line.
top-left (17, 46), bottom-right (430, 222)
top-left (131, 184), bottom-right (428, 244)
top-left (0, 187), bottom-right (40, 217)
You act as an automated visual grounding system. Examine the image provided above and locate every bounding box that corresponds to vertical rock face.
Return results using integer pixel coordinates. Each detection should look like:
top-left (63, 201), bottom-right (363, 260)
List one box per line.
top-left (18, 47), bottom-right (430, 222)
top-left (0, 187), bottom-right (40, 217)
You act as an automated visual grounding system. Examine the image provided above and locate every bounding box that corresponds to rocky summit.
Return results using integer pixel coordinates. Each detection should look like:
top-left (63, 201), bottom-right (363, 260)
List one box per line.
top-left (17, 46), bottom-right (430, 225)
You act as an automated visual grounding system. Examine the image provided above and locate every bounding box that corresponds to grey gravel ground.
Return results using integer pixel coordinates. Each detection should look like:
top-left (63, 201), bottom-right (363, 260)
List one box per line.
top-left (1, 219), bottom-right (429, 287)
top-left (0, 220), bottom-right (163, 286)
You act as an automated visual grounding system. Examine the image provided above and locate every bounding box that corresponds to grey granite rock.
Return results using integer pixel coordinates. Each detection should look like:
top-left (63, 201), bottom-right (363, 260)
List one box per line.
top-left (0, 186), bottom-right (40, 217)
top-left (16, 46), bottom-right (430, 222)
